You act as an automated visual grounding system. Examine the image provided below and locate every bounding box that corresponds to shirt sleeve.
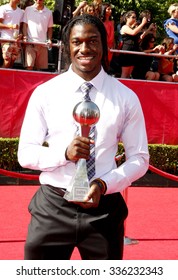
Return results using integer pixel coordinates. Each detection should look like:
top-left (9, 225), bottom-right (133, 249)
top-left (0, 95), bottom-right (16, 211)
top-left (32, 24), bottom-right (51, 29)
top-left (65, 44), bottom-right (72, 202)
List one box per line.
top-left (0, 6), bottom-right (5, 19)
top-left (18, 89), bottom-right (69, 171)
top-left (164, 18), bottom-right (174, 28)
top-left (48, 10), bottom-right (53, 27)
top-left (102, 93), bottom-right (149, 194)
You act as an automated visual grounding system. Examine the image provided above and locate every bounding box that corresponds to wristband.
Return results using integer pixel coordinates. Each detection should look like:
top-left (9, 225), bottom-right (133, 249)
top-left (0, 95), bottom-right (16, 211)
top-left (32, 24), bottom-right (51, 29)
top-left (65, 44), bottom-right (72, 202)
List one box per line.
top-left (92, 178), bottom-right (107, 195)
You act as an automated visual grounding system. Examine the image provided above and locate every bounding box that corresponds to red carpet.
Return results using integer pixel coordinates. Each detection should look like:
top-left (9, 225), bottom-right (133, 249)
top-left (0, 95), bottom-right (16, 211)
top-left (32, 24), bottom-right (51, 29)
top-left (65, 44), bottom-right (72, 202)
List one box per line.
top-left (0, 185), bottom-right (178, 260)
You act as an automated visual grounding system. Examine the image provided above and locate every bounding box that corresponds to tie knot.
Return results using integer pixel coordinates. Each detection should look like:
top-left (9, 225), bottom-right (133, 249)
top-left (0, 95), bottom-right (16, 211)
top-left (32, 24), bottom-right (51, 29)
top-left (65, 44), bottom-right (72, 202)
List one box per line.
top-left (81, 82), bottom-right (93, 101)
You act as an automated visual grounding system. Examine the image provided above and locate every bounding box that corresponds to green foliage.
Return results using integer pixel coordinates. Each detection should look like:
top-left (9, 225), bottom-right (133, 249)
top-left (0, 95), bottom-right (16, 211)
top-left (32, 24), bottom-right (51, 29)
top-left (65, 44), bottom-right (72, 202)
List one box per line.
top-left (45, 0), bottom-right (55, 11)
top-left (0, 138), bottom-right (178, 175)
top-left (0, 0), bottom-right (8, 4)
top-left (117, 143), bottom-right (178, 175)
top-left (148, 144), bottom-right (178, 174)
top-left (0, 138), bottom-right (20, 170)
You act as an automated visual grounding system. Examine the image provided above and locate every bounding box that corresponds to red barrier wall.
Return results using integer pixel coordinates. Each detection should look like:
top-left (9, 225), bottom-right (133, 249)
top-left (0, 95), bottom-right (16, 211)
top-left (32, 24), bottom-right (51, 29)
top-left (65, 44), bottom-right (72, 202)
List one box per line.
top-left (120, 79), bottom-right (178, 145)
top-left (0, 69), bottom-right (178, 144)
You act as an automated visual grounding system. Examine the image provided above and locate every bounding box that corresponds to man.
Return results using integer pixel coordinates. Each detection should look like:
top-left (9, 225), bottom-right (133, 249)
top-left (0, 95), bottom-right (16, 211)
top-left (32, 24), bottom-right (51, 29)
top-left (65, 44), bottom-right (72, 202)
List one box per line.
top-left (22, 0), bottom-right (53, 70)
top-left (18, 14), bottom-right (149, 260)
top-left (164, 3), bottom-right (178, 54)
top-left (0, 0), bottom-right (24, 68)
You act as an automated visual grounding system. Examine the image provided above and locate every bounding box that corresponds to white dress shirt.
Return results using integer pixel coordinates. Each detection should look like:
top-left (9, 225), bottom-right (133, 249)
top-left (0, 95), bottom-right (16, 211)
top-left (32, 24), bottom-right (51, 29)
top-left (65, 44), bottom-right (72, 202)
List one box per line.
top-left (0, 4), bottom-right (24, 39)
top-left (18, 67), bottom-right (149, 194)
top-left (22, 5), bottom-right (53, 42)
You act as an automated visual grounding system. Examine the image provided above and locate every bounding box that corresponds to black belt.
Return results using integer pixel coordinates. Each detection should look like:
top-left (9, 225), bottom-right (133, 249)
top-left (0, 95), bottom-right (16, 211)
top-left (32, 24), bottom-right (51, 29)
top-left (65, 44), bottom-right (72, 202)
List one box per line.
top-left (44, 184), bottom-right (66, 197)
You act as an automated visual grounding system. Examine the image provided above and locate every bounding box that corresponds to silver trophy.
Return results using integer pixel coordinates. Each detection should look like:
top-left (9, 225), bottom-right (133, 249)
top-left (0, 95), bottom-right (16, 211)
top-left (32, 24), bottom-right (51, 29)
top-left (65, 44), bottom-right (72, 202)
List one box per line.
top-left (64, 99), bottom-right (100, 202)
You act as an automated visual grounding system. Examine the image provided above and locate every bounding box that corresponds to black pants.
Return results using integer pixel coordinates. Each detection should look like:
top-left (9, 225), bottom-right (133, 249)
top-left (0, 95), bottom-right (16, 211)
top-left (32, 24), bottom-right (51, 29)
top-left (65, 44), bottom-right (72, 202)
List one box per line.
top-left (25, 185), bottom-right (128, 260)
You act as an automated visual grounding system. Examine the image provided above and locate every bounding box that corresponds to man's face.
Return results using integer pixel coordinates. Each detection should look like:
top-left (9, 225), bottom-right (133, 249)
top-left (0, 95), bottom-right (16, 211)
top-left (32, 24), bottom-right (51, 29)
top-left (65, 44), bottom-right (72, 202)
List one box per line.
top-left (35, 0), bottom-right (44, 5)
top-left (13, 0), bottom-right (20, 5)
top-left (69, 23), bottom-right (103, 80)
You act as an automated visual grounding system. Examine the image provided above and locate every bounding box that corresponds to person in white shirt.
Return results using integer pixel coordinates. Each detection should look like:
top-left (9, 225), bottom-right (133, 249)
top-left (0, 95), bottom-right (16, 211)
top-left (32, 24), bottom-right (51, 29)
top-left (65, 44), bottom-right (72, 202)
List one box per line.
top-left (22, 0), bottom-right (53, 70)
top-left (0, 0), bottom-right (24, 68)
top-left (18, 14), bottom-right (149, 260)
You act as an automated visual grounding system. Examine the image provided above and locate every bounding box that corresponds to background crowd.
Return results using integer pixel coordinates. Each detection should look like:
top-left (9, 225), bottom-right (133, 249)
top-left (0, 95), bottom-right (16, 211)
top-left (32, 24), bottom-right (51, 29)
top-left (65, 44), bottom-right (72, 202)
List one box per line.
top-left (0, 0), bottom-right (178, 82)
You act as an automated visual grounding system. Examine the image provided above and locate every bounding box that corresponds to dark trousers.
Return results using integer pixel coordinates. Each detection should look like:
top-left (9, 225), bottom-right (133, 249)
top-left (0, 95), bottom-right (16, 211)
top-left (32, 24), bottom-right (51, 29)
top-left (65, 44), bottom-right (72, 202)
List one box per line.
top-left (25, 185), bottom-right (128, 260)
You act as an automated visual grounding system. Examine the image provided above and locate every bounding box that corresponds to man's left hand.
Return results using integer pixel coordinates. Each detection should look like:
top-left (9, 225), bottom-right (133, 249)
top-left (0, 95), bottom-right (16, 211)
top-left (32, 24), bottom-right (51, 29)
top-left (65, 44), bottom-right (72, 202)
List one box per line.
top-left (72, 182), bottom-right (102, 209)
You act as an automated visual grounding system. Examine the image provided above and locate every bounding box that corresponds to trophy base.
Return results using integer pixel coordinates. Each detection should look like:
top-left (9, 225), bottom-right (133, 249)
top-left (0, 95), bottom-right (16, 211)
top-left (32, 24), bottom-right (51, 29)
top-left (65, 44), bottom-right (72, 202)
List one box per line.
top-left (64, 187), bottom-right (93, 203)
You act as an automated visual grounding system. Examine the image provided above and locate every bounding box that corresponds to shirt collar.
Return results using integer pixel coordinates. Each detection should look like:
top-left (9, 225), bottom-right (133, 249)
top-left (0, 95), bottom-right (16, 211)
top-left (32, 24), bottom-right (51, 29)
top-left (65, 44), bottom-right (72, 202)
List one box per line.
top-left (90, 68), bottom-right (105, 92)
top-left (32, 4), bottom-right (46, 12)
top-left (68, 65), bottom-right (105, 93)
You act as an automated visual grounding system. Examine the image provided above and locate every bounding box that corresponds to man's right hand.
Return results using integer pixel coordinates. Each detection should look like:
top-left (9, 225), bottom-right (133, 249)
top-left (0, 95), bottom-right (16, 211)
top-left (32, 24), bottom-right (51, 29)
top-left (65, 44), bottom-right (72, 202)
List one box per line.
top-left (65, 136), bottom-right (94, 161)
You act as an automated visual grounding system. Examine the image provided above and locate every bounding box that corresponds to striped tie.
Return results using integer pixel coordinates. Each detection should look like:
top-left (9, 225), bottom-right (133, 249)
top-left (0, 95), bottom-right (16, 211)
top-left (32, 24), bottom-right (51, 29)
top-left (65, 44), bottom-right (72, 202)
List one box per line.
top-left (81, 82), bottom-right (93, 101)
top-left (80, 82), bottom-right (96, 180)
